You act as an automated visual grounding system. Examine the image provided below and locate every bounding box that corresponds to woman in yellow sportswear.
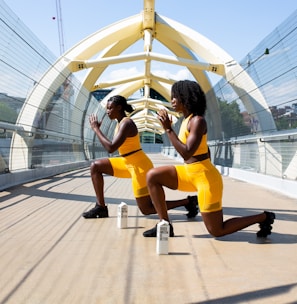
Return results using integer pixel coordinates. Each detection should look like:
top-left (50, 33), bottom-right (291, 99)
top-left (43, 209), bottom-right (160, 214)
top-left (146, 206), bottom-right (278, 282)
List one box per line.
top-left (82, 95), bottom-right (198, 219)
top-left (143, 80), bottom-right (275, 238)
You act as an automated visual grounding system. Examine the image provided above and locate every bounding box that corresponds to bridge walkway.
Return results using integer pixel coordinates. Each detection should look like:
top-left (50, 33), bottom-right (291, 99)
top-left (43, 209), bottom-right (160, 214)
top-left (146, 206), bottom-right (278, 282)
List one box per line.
top-left (0, 153), bottom-right (296, 304)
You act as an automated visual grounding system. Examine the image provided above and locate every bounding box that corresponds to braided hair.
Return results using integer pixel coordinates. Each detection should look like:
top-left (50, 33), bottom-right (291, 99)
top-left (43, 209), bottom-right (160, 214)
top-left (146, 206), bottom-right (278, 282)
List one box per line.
top-left (171, 80), bottom-right (206, 116)
top-left (108, 95), bottom-right (134, 113)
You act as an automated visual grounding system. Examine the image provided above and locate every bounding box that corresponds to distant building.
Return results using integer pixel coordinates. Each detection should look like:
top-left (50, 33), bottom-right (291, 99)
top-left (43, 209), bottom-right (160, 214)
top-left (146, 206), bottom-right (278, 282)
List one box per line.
top-left (91, 89), bottom-right (113, 102)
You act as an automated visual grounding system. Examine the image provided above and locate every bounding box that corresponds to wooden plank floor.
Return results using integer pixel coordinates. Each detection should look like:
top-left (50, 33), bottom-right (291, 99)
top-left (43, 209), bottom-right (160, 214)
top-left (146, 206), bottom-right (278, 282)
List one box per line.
top-left (0, 153), bottom-right (297, 304)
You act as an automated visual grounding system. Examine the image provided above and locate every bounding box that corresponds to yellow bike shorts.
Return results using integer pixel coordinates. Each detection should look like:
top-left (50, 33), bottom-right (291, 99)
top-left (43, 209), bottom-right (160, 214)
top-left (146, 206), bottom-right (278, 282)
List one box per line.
top-left (109, 150), bottom-right (153, 198)
top-left (174, 159), bottom-right (223, 212)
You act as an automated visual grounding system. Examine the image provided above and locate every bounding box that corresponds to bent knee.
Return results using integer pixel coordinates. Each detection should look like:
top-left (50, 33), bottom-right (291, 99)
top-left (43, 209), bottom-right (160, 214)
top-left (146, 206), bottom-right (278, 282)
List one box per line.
top-left (90, 160), bottom-right (98, 170)
top-left (136, 197), bottom-right (155, 215)
top-left (204, 222), bottom-right (224, 237)
top-left (209, 230), bottom-right (224, 238)
top-left (140, 208), bottom-right (154, 216)
top-left (146, 168), bottom-right (157, 183)
top-left (206, 227), bottom-right (225, 238)
top-left (90, 159), bottom-right (104, 172)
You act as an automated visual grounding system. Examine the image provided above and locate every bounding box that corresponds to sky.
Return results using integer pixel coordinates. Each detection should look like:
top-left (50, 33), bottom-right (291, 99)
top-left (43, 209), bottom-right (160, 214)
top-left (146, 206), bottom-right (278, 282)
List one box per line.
top-left (3, 0), bottom-right (297, 85)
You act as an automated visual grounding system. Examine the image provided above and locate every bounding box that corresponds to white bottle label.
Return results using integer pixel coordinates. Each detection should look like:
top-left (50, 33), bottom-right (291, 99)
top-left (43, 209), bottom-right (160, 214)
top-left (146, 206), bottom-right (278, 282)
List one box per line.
top-left (156, 220), bottom-right (169, 255)
top-left (117, 202), bottom-right (128, 229)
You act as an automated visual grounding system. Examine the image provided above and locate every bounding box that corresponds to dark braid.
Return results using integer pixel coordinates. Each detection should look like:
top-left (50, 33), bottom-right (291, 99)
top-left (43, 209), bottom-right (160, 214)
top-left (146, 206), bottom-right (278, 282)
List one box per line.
top-left (171, 80), bottom-right (206, 116)
top-left (108, 95), bottom-right (134, 113)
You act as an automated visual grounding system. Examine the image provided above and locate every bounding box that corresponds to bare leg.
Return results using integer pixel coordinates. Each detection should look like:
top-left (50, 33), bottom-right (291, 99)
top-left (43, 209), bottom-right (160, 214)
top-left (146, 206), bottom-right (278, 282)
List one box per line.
top-left (90, 158), bottom-right (114, 207)
top-left (201, 210), bottom-right (267, 237)
top-left (136, 195), bottom-right (192, 215)
top-left (146, 166), bottom-right (179, 221)
top-left (90, 158), bottom-right (194, 215)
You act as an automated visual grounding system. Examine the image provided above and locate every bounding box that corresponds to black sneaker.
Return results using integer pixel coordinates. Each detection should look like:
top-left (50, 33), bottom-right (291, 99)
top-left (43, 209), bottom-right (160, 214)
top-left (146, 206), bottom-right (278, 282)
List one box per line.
top-left (257, 211), bottom-right (275, 237)
top-left (185, 195), bottom-right (199, 218)
top-left (82, 204), bottom-right (109, 218)
top-left (143, 222), bottom-right (174, 237)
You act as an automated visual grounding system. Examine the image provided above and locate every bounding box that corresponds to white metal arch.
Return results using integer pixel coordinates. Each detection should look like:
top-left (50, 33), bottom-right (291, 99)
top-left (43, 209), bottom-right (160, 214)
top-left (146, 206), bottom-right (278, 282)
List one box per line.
top-left (10, 0), bottom-right (276, 170)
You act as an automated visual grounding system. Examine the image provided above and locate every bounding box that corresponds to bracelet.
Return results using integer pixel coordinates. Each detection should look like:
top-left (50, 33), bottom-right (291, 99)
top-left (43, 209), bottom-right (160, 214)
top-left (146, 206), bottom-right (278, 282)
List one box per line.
top-left (166, 128), bottom-right (172, 133)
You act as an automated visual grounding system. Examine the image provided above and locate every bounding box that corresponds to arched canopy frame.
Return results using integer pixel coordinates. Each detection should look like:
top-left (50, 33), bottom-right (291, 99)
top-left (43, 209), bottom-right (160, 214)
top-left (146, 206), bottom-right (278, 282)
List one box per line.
top-left (10, 0), bottom-right (275, 170)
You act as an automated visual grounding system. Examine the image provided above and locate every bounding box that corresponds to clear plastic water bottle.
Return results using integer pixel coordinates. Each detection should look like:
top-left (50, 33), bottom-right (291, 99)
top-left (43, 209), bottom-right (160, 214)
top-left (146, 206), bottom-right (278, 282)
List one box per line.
top-left (156, 220), bottom-right (169, 254)
top-left (117, 202), bottom-right (128, 228)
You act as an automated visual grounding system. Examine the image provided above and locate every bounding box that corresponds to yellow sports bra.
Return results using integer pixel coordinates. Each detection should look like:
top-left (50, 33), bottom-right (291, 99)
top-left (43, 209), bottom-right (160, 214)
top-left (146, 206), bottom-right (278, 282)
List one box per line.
top-left (178, 114), bottom-right (208, 156)
top-left (114, 117), bottom-right (141, 156)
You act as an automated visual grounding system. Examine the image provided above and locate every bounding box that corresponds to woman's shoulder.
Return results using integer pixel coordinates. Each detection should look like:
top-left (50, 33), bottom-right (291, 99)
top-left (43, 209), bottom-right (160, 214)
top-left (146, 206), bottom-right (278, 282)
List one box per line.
top-left (121, 117), bottom-right (135, 126)
top-left (120, 117), bottom-right (138, 135)
top-left (119, 117), bottom-right (131, 124)
top-left (189, 115), bottom-right (207, 131)
top-left (190, 115), bottom-right (205, 123)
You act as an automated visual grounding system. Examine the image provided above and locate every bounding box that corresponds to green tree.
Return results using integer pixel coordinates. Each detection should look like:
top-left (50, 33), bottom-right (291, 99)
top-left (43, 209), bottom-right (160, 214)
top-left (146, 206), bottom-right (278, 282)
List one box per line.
top-left (0, 102), bottom-right (18, 123)
top-left (218, 99), bottom-right (250, 139)
top-left (275, 116), bottom-right (290, 130)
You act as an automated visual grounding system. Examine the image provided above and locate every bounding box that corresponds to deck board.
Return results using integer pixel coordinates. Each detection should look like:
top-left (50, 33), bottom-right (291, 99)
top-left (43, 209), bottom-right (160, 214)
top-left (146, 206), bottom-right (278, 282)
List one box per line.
top-left (0, 153), bottom-right (297, 304)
